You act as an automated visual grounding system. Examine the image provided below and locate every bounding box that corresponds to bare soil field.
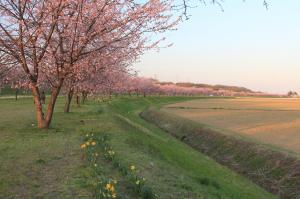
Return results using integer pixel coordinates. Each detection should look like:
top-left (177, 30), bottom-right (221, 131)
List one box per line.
top-left (164, 98), bottom-right (300, 154)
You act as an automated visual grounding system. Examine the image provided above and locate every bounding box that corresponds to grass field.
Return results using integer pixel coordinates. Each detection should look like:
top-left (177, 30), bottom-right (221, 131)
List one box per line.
top-left (164, 97), bottom-right (300, 154)
top-left (0, 96), bottom-right (275, 199)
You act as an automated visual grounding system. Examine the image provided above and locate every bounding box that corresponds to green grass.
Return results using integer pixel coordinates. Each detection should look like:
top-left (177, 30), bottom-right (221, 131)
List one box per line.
top-left (0, 96), bottom-right (276, 198)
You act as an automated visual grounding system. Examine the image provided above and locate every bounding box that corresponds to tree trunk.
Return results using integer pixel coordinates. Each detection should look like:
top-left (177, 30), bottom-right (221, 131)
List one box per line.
top-left (15, 89), bottom-right (19, 101)
top-left (64, 89), bottom-right (74, 113)
top-left (44, 86), bottom-right (61, 128)
top-left (31, 85), bottom-right (46, 128)
top-left (82, 91), bottom-right (88, 104)
top-left (31, 79), bottom-right (63, 129)
top-left (76, 95), bottom-right (80, 107)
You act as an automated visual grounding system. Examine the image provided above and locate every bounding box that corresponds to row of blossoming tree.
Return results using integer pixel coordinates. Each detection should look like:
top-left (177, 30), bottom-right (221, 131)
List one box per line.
top-left (0, 0), bottom-right (180, 128)
top-left (60, 75), bottom-right (276, 109)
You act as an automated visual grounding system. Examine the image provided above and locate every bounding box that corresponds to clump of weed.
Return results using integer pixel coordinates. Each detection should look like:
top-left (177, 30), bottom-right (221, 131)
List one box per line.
top-left (36, 158), bottom-right (46, 164)
top-left (196, 177), bottom-right (221, 190)
top-left (141, 185), bottom-right (156, 199)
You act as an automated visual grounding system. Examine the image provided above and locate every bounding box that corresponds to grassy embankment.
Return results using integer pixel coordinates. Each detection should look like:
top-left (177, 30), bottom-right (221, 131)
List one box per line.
top-left (0, 96), bottom-right (275, 198)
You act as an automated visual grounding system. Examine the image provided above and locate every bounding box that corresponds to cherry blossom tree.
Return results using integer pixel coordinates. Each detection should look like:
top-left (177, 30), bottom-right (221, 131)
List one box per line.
top-left (63, 64), bottom-right (129, 112)
top-left (6, 68), bottom-right (25, 100)
top-left (62, 38), bottom-right (139, 112)
top-left (128, 77), bottom-right (159, 97)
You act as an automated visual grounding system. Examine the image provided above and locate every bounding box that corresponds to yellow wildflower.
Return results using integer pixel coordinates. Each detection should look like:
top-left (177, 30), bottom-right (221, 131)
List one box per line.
top-left (130, 165), bottom-right (135, 170)
top-left (80, 143), bottom-right (86, 149)
top-left (86, 141), bottom-right (90, 146)
top-left (112, 193), bottom-right (117, 198)
top-left (110, 185), bottom-right (115, 192)
top-left (106, 183), bottom-right (112, 190)
top-left (91, 141), bottom-right (96, 146)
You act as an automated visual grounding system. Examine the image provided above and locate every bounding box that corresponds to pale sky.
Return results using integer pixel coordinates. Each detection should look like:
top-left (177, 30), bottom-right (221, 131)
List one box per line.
top-left (133, 0), bottom-right (300, 94)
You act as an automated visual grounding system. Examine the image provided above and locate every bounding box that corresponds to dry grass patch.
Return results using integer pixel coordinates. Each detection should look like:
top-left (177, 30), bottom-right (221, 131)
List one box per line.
top-left (164, 98), bottom-right (300, 154)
